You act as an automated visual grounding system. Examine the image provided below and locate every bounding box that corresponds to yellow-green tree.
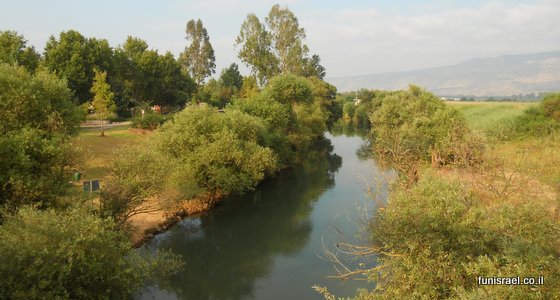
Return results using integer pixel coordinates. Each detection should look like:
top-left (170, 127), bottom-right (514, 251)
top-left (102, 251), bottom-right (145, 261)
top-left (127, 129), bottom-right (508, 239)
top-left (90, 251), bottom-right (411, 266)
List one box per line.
top-left (90, 69), bottom-right (116, 136)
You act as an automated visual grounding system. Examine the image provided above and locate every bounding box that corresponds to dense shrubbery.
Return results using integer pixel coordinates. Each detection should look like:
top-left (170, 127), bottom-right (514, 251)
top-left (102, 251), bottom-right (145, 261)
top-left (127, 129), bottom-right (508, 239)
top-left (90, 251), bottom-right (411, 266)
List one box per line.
top-left (357, 176), bottom-right (560, 299)
top-left (489, 102), bottom-right (559, 141)
top-left (0, 207), bottom-right (182, 299)
top-left (0, 64), bottom-right (81, 214)
top-left (367, 85), bottom-right (480, 187)
top-left (131, 112), bottom-right (170, 130)
top-left (543, 92), bottom-right (560, 122)
top-left (0, 62), bottom-right (183, 298)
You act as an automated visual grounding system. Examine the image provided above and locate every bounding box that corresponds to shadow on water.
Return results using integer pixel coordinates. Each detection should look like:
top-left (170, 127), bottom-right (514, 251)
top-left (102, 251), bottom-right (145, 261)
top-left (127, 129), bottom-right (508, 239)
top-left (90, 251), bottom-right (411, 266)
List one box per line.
top-left (139, 137), bottom-right (344, 300)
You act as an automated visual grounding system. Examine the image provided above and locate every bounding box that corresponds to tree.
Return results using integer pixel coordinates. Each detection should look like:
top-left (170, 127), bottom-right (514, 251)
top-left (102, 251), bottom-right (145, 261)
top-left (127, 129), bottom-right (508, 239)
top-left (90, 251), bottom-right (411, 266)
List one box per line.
top-left (302, 54), bottom-right (326, 79)
top-left (0, 30), bottom-right (40, 73)
top-left (220, 63), bottom-right (243, 91)
top-left (0, 206), bottom-right (183, 299)
top-left (0, 64), bottom-right (81, 214)
top-left (235, 13), bottom-right (279, 85)
top-left (179, 19), bottom-right (215, 85)
top-left (265, 4), bottom-right (309, 74)
top-left (236, 5), bottom-right (322, 83)
top-left (90, 69), bottom-right (116, 136)
top-left (44, 30), bottom-right (114, 104)
top-left (0, 64), bottom-right (81, 135)
top-left (158, 105), bottom-right (278, 203)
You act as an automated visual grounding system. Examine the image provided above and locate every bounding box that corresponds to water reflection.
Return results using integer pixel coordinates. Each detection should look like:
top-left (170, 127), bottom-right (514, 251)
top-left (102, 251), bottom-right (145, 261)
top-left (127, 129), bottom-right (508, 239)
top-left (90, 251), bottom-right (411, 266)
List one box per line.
top-left (139, 138), bottom-right (343, 300)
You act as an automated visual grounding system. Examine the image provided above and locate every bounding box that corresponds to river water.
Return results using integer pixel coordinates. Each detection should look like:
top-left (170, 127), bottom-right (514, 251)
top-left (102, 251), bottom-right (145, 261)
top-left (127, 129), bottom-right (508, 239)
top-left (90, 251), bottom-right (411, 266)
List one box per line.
top-left (138, 132), bottom-right (387, 300)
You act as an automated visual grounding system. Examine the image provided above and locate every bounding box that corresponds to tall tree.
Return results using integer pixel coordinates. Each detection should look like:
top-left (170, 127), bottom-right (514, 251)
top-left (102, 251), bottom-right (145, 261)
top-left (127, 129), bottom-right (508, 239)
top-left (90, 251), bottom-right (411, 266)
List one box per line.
top-left (90, 69), bottom-right (116, 136)
top-left (235, 14), bottom-right (279, 85)
top-left (265, 4), bottom-right (308, 74)
top-left (179, 19), bottom-right (215, 85)
top-left (0, 30), bottom-right (40, 73)
top-left (236, 5), bottom-right (326, 83)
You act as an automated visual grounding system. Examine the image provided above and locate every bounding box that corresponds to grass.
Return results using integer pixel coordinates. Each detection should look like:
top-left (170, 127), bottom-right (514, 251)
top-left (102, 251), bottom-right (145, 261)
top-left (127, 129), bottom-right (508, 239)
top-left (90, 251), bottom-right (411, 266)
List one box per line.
top-left (447, 101), bottom-right (536, 132)
top-left (74, 125), bottom-right (149, 180)
top-left (448, 101), bottom-right (560, 191)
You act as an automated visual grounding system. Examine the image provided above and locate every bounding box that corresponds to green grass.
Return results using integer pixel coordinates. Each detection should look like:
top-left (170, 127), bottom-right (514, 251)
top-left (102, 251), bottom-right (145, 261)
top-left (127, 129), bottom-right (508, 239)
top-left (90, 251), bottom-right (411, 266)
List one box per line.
top-left (75, 125), bottom-right (149, 180)
top-left (447, 101), bottom-right (536, 132)
top-left (448, 101), bottom-right (560, 188)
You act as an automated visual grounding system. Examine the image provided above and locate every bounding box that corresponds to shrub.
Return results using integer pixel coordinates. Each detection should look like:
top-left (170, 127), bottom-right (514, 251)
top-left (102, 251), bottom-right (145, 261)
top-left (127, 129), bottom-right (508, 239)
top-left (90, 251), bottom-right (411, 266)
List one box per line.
top-left (369, 85), bottom-right (474, 169)
top-left (0, 206), bottom-right (183, 299)
top-left (131, 113), bottom-right (169, 130)
top-left (359, 176), bottom-right (560, 299)
top-left (489, 106), bottom-right (558, 141)
top-left (542, 92), bottom-right (560, 122)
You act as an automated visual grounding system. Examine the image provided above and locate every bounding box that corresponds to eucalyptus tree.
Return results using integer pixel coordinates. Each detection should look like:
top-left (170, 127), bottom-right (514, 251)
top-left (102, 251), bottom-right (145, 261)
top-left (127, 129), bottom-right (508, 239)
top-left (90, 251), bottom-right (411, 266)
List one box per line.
top-left (235, 5), bottom-right (326, 84)
top-left (179, 19), bottom-right (215, 85)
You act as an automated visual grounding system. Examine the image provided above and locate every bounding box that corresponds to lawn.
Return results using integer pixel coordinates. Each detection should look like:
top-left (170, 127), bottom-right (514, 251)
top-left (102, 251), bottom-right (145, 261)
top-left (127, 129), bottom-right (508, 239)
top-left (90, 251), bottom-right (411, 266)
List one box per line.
top-left (447, 101), bottom-right (536, 132)
top-left (75, 125), bottom-right (149, 180)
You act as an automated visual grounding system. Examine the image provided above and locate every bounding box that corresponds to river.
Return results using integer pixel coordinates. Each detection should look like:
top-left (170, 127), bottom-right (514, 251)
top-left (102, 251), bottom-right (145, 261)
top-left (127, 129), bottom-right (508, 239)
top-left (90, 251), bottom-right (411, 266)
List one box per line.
top-left (138, 132), bottom-right (387, 300)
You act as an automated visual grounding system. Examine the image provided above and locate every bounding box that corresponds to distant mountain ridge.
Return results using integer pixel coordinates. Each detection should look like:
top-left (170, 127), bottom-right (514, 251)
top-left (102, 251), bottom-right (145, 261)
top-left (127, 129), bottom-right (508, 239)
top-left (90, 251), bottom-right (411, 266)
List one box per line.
top-left (326, 51), bottom-right (560, 97)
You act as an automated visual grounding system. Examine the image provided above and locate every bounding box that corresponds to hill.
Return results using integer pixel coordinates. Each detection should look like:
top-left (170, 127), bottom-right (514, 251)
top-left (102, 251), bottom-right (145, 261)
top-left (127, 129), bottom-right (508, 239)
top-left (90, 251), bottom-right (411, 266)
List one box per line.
top-left (327, 51), bottom-right (560, 97)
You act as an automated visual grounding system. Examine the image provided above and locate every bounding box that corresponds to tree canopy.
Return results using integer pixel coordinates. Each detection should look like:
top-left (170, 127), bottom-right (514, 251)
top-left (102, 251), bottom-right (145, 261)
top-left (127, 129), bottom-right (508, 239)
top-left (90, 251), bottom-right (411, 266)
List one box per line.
top-left (180, 19), bottom-right (216, 85)
top-left (235, 5), bottom-right (325, 84)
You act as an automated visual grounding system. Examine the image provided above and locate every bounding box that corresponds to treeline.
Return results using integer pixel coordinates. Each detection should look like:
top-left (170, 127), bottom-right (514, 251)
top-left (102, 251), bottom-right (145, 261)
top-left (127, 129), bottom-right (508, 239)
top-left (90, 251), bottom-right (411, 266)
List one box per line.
top-left (316, 87), bottom-right (560, 299)
top-left (1, 30), bottom-right (195, 116)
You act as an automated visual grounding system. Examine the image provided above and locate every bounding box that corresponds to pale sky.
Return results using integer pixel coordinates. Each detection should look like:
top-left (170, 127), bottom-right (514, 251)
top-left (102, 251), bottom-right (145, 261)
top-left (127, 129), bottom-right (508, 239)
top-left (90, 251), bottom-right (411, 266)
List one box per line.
top-left (1, 0), bottom-right (559, 78)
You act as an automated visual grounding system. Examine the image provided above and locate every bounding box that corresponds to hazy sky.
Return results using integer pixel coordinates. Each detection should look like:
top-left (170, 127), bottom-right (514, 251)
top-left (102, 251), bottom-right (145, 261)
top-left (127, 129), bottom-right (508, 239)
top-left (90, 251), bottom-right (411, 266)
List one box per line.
top-left (1, 0), bottom-right (559, 77)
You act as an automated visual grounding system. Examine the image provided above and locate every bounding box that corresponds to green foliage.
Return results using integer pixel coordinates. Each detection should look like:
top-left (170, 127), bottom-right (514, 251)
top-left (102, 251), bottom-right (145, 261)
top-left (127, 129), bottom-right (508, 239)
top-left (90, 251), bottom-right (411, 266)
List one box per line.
top-left (158, 105), bottom-right (278, 202)
top-left (262, 74), bottom-right (312, 105)
top-left (369, 85), bottom-right (472, 165)
top-left (90, 69), bottom-right (116, 135)
top-left (361, 176), bottom-right (560, 299)
top-left (233, 74), bottom-right (329, 165)
top-left (0, 64), bottom-right (81, 213)
top-left (179, 19), bottom-right (216, 85)
top-left (115, 37), bottom-right (195, 109)
top-left (235, 13), bottom-right (279, 85)
top-left (100, 143), bottom-right (173, 229)
top-left (0, 128), bottom-right (76, 214)
top-left (44, 30), bottom-right (114, 104)
top-left (542, 92), bottom-right (560, 122)
top-left (0, 30), bottom-right (40, 73)
top-left (131, 112), bottom-right (170, 130)
top-left (0, 63), bottom-right (82, 135)
top-left (0, 206), bottom-right (183, 299)
top-left (235, 5), bottom-right (325, 84)
top-left (220, 62), bottom-right (243, 91)
top-left (489, 105), bottom-right (558, 141)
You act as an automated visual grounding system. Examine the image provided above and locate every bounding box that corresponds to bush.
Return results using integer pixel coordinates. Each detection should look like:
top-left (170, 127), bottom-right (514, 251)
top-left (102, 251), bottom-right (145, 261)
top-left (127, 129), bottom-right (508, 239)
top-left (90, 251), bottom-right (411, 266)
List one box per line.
top-left (369, 85), bottom-right (473, 168)
top-left (360, 176), bottom-right (560, 299)
top-left (131, 113), bottom-right (169, 130)
top-left (489, 106), bottom-right (558, 141)
top-left (543, 92), bottom-right (560, 122)
top-left (0, 206), bottom-right (183, 299)
top-left (157, 105), bottom-right (278, 203)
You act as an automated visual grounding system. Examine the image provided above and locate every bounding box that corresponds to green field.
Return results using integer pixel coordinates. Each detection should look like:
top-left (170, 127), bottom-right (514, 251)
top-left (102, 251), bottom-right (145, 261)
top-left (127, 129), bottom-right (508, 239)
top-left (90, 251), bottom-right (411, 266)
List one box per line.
top-left (76, 125), bottom-right (148, 180)
top-left (447, 101), bottom-right (536, 132)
